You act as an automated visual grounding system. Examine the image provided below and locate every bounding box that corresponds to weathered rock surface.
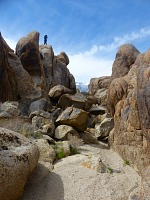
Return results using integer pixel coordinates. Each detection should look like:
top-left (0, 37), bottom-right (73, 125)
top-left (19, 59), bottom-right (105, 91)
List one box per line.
top-left (54, 125), bottom-right (79, 140)
top-left (57, 52), bottom-right (69, 65)
top-left (29, 98), bottom-right (52, 115)
top-left (107, 77), bottom-right (128, 115)
top-left (94, 88), bottom-right (108, 106)
top-left (39, 45), bottom-right (54, 92)
top-left (58, 93), bottom-right (97, 111)
top-left (108, 47), bottom-right (150, 174)
top-left (111, 44), bottom-right (140, 80)
top-left (52, 54), bottom-right (76, 92)
top-left (48, 85), bottom-right (72, 101)
top-left (40, 45), bottom-right (76, 93)
top-left (89, 105), bottom-right (106, 115)
top-left (0, 101), bottom-right (21, 117)
top-left (32, 114), bottom-right (55, 137)
top-left (16, 31), bottom-right (47, 98)
top-left (89, 76), bottom-right (110, 95)
top-left (95, 117), bottom-right (114, 139)
top-left (0, 128), bottom-right (39, 200)
top-left (80, 128), bottom-right (99, 144)
top-left (20, 144), bottom-right (141, 200)
top-left (0, 33), bottom-right (18, 102)
top-left (56, 106), bottom-right (88, 132)
top-left (34, 139), bottom-right (55, 163)
top-left (0, 33), bottom-right (37, 103)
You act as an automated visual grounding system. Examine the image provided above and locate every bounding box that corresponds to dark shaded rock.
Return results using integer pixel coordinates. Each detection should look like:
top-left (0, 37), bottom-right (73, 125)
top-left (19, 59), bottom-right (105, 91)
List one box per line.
top-left (89, 105), bottom-right (106, 115)
top-left (0, 32), bottom-right (18, 102)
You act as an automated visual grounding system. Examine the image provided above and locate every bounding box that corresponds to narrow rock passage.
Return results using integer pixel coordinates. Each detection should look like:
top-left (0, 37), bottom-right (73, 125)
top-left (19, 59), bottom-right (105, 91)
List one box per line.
top-left (20, 144), bottom-right (141, 200)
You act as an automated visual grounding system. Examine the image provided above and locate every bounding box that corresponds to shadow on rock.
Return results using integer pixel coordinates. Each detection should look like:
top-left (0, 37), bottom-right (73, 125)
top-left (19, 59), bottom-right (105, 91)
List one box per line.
top-left (19, 163), bottom-right (64, 200)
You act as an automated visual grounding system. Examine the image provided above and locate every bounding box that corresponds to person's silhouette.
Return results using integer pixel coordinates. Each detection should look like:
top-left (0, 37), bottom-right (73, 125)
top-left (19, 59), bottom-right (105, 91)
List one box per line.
top-left (44, 35), bottom-right (48, 45)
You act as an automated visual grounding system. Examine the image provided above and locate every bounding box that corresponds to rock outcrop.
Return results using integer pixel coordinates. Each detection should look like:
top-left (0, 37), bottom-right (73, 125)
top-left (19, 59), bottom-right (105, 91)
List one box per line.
top-left (111, 44), bottom-right (140, 80)
top-left (16, 31), bottom-right (47, 98)
top-left (0, 32), bottom-right (18, 102)
top-left (89, 76), bottom-right (110, 95)
top-left (108, 46), bottom-right (150, 174)
top-left (0, 127), bottom-right (39, 200)
top-left (40, 45), bottom-right (76, 93)
top-left (1, 30), bottom-right (150, 199)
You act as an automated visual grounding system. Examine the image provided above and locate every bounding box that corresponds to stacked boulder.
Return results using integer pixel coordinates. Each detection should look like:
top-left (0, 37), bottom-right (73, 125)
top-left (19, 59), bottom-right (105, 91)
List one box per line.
top-left (0, 31), bottom-right (114, 200)
top-left (2, 30), bottom-right (149, 199)
top-left (89, 76), bottom-right (110, 106)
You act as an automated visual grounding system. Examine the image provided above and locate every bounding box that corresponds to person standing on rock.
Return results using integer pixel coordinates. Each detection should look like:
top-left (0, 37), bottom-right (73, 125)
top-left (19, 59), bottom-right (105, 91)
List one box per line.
top-left (44, 35), bottom-right (48, 45)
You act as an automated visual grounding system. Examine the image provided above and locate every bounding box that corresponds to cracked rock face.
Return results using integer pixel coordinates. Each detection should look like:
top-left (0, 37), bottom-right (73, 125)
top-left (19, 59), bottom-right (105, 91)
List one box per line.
top-left (108, 46), bottom-right (150, 173)
top-left (0, 127), bottom-right (39, 200)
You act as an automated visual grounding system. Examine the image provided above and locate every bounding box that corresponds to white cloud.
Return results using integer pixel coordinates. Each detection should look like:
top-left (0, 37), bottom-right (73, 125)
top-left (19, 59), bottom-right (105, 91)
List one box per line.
top-left (68, 53), bottom-right (113, 84)
top-left (68, 27), bottom-right (150, 83)
top-left (97, 28), bottom-right (150, 53)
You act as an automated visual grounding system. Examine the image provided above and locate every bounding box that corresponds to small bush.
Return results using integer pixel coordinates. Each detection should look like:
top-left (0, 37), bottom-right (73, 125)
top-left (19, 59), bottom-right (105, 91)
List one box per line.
top-left (56, 148), bottom-right (65, 159)
top-left (107, 167), bottom-right (113, 174)
top-left (123, 160), bottom-right (130, 166)
top-left (70, 145), bottom-right (79, 155)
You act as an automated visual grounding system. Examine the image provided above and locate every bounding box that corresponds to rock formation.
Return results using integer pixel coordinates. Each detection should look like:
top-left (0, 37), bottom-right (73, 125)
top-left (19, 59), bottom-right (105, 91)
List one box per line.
top-left (107, 45), bottom-right (150, 199)
top-left (111, 44), bottom-right (140, 80)
top-left (0, 33), bottom-right (18, 102)
top-left (108, 47), bottom-right (150, 172)
top-left (0, 128), bottom-right (39, 200)
top-left (1, 30), bottom-right (149, 199)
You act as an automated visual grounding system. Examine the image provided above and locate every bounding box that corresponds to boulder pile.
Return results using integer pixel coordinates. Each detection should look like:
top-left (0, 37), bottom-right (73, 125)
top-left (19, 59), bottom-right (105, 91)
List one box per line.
top-left (0, 31), bottom-right (150, 199)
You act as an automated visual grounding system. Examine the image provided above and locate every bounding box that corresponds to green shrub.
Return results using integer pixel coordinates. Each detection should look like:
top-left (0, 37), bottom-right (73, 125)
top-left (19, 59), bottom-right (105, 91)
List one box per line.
top-left (123, 160), bottom-right (130, 166)
top-left (107, 167), bottom-right (113, 174)
top-left (56, 148), bottom-right (65, 159)
top-left (70, 145), bottom-right (79, 155)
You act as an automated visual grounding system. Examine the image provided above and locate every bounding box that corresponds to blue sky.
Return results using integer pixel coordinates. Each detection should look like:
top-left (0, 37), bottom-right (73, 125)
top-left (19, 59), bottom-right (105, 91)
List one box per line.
top-left (1, 0), bottom-right (150, 83)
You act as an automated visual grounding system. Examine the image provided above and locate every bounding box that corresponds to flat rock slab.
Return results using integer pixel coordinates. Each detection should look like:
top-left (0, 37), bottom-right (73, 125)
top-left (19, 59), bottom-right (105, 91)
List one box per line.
top-left (20, 144), bottom-right (141, 200)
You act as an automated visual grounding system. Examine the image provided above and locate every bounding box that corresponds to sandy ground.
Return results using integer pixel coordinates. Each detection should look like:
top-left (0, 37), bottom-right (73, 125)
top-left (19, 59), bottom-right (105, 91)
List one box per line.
top-left (20, 144), bottom-right (141, 200)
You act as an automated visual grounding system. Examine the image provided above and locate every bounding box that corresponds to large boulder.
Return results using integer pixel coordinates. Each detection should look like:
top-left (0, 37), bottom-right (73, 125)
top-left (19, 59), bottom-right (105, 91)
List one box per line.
top-left (58, 93), bottom-right (97, 111)
top-left (89, 105), bottom-right (106, 115)
top-left (0, 101), bottom-right (21, 117)
top-left (0, 101), bottom-right (31, 133)
top-left (108, 47), bottom-right (150, 173)
top-left (111, 44), bottom-right (140, 80)
top-left (54, 125), bottom-right (79, 140)
top-left (0, 128), bottom-right (39, 200)
top-left (57, 51), bottom-right (69, 65)
top-left (52, 54), bottom-right (76, 92)
top-left (39, 45), bottom-right (54, 92)
top-left (40, 45), bottom-right (76, 93)
top-left (107, 77), bottom-right (128, 115)
top-left (0, 33), bottom-right (18, 102)
top-left (34, 139), bottom-right (55, 163)
top-left (28, 98), bottom-right (52, 115)
top-left (94, 88), bottom-right (108, 106)
top-left (16, 31), bottom-right (47, 98)
top-left (0, 33), bottom-right (37, 103)
top-left (95, 117), bottom-right (114, 139)
top-left (56, 106), bottom-right (88, 132)
top-left (48, 85), bottom-right (72, 101)
top-left (32, 113), bottom-right (55, 137)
